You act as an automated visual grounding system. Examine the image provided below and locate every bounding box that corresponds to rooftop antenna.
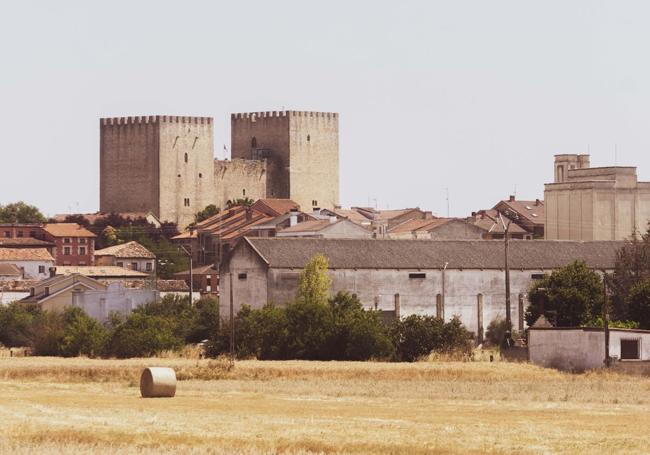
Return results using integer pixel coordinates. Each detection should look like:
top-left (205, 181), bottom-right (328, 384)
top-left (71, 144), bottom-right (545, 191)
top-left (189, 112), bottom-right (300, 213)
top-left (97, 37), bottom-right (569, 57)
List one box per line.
top-left (445, 188), bottom-right (450, 217)
top-left (513, 184), bottom-right (517, 199)
top-left (614, 144), bottom-right (618, 166)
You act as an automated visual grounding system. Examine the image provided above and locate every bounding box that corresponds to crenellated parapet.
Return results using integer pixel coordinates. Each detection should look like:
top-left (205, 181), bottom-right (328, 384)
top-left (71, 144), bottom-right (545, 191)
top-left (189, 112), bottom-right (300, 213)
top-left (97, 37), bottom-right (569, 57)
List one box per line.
top-left (100, 116), bottom-right (212, 126)
top-left (231, 111), bottom-right (338, 121)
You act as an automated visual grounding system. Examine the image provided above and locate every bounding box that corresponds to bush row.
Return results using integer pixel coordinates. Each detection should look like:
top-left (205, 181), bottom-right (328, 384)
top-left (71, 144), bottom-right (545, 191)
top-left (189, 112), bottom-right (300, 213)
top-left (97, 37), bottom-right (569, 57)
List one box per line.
top-left (0, 295), bottom-right (219, 358)
top-left (207, 292), bottom-right (472, 362)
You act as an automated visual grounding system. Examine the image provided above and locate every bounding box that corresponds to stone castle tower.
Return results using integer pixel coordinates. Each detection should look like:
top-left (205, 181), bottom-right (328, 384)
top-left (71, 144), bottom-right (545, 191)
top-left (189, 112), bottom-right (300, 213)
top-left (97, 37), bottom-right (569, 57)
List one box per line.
top-left (100, 116), bottom-right (217, 228)
top-left (100, 111), bottom-right (339, 228)
top-left (231, 111), bottom-right (340, 211)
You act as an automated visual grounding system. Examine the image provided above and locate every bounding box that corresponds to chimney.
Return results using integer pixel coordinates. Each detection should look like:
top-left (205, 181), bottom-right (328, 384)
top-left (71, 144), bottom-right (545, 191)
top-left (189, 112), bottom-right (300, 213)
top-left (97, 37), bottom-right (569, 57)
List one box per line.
top-left (245, 207), bottom-right (252, 221)
top-left (509, 195), bottom-right (515, 202)
top-left (424, 211), bottom-right (433, 219)
top-left (49, 267), bottom-right (56, 278)
top-left (535, 199), bottom-right (541, 206)
top-left (313, 207), bottom-right (321, 216)
top-left (329, 215), bottom-right (337, 224)
top-left (289, 208), bottom-right (298, 227)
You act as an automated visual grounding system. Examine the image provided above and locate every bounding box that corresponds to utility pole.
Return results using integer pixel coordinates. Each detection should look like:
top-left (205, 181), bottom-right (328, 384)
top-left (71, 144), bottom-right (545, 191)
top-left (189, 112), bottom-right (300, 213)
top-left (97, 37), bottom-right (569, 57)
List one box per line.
top-left (229, 271), bottom-right (235, 362)
top-left (603, 271), bottom-right (610, 368)
top-left (497, 212), bottom-right (512, 329)
top-left (179, 244), bottom-right (193, 304)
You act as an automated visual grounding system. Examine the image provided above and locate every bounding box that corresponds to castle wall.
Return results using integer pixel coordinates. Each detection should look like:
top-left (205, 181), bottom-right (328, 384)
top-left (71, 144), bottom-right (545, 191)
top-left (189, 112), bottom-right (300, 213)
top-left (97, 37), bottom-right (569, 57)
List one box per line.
top-left (100, 117), bottom-right (160, 216)
top-left (231, 112), bottom-right (290, 199)
top-left (214, 159), bottom-right (267, 210)
top-left (289, 111), bottom-right (339, 210)
top-left (158, 116), bottom-right (215, 229)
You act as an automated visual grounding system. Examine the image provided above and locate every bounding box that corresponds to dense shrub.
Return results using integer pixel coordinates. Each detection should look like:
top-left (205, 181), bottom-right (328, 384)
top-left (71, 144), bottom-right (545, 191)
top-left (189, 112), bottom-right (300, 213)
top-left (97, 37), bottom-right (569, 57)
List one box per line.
top-left (390, 315), bottom-right (471, 362)
top-left (0, 302), bottom-right (43, 347)
top-left (627, 278), bottom-right (650, 329)
top-left (58, 307), bottom-right (109, 357)
top-left (207, 293), bottom-right (394, 361)
top-left (485, 318), bottom-right (512, 347)
top-left (108, 313), bottom-right (183, 358)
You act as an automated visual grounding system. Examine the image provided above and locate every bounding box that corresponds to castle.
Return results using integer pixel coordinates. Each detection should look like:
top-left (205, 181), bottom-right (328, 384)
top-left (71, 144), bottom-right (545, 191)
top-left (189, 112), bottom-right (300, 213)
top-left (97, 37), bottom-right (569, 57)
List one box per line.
top-left (99, 111), bottom-right (339, 228)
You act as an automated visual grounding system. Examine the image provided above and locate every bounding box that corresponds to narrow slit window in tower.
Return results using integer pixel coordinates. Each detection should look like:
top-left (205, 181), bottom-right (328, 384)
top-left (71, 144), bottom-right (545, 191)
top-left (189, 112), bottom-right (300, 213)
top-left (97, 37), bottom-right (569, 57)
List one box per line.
top-left (184, 153), bottom-right (188, 163)
top-left (251, 137), bottom-right (257, 148)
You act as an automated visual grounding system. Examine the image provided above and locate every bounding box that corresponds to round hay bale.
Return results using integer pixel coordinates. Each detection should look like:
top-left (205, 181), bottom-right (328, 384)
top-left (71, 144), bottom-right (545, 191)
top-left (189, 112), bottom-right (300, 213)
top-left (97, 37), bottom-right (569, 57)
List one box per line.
top-left (140, 367), bottom-right (176, 398)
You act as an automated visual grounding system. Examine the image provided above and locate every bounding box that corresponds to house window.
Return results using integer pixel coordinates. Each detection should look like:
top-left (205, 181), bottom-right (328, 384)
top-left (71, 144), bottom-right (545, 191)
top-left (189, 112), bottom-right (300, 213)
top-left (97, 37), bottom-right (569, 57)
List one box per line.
top-left (79, 238), bottom-right (86, 244)
top-left (409, 272), bottom-right (426, 279)
top-left (117, 262), bottom-right (124, 268)
top-left (312, 200), bottom-right (318, 207)
top-left (251, 137), bottom-right (257, 148)
top-left (146, 262), bottom-right (152, 272)
top-left (3, 231), bottom-right (9, 238)
top-left (38, 265), bottom-right (45, 274)
top-left (184, 198), bottom-right (191, 207)
top-left (17, 231), bottom-right (24, 238)
top-left (238, 272), bottom-right (247, 280)
top-left (621, 339), bottom-right (640, 360)
top-left (531, 273), bottom-right (545, 280)
top-left (64, 238), bottom-right (71, 244)
top-left (64, 246), bottom-right (71, 255)
top-left (29, 231), bottom-right (36, 238)
top-left (79, 246), bottom-right (87, 255)
top-left (131, 262), bottom-right (138, 271)
top-left (199, 173), bottom-right (202, 178)
top-left (184, 153), bottom-right (188, 163)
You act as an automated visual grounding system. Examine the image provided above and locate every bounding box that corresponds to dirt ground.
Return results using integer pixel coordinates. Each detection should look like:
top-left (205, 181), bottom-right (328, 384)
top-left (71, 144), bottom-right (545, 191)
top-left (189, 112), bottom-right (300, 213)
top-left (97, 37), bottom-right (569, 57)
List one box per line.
top-left (1, 357), bottom-right (650, 454)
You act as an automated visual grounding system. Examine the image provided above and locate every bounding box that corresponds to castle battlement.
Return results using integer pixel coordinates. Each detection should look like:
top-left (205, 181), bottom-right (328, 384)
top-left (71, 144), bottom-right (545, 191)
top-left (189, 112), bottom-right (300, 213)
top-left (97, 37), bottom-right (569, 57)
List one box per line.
top-left (100, 116), bottom-right (213, 126)
top-left (231, 111), bottom-right (338, 120)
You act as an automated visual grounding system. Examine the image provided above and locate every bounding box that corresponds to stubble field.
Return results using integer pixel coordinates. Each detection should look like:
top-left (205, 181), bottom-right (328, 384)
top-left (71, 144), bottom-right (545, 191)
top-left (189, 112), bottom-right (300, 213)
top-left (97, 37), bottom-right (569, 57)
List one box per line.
top-left (1, 357), bottom-right (650, 454)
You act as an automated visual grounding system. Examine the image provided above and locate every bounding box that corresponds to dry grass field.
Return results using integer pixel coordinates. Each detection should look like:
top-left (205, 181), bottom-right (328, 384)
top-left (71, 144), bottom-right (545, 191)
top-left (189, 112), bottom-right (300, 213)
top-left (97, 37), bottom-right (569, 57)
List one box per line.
top-left (2, 357), bottom-right (650, 454)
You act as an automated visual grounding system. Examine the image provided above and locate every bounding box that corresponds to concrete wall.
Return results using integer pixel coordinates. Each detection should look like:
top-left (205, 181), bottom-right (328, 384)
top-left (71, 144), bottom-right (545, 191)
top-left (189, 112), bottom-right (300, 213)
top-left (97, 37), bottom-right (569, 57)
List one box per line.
top-left (0, 291), bottom-right (29, 304)
top-left (96, 256), bottom-right (155, 274)
top-left (219, 245), bottom-right (268, 317)
top-left (72, 283), bottom-right (157, 322)
top-left (214, 159), bottom-right (267, 210)
top-left (529, 328), bottom-right (650, 371)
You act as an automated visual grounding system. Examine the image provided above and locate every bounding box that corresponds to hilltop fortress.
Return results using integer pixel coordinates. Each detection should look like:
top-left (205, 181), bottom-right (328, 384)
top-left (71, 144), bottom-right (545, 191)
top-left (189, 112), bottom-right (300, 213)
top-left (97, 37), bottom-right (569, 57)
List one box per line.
top-left (99, 111), bottom-right (340, 228)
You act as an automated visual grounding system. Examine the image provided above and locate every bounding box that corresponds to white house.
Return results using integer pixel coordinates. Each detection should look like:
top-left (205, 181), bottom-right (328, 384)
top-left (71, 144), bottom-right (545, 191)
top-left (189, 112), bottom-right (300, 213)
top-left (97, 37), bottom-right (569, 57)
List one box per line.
top-left (0, 248), bottom-right (55, 280)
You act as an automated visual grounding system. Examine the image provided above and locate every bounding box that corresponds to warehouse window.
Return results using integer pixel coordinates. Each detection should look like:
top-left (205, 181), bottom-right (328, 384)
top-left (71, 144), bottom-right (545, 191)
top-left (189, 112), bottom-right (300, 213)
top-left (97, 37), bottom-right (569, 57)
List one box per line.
top-left (621, 339), bottom-right (640, 360)
top-left (409, 272), bottom-right (426, 279)
top-left (238, 273), bottom-right (248, 280)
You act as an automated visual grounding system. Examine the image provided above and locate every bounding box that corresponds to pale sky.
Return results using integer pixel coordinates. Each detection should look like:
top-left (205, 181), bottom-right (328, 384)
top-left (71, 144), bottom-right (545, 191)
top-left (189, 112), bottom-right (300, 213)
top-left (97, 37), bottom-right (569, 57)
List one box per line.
top-left (2, 1), bottom-right (650, 217)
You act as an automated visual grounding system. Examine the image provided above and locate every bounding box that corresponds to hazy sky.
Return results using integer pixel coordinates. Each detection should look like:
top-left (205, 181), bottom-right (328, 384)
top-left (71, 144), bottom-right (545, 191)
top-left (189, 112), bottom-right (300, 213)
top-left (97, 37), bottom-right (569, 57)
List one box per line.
top-left (2, 1), bottom-right (650, 217)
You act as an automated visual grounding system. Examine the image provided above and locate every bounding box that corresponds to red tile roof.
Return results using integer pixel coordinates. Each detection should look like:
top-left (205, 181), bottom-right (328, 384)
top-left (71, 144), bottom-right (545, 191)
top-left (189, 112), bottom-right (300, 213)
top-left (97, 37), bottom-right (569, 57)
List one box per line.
top-left (0, 248), bottom-right (55, 261)
top-left (94, 241), bottom-right (155, 259)
top-left (0, 237), bottom-right (55, 247)
top-left (252, 199), bottom-right (300, 216)
top-left (43, 223), bottom-right (96, 238)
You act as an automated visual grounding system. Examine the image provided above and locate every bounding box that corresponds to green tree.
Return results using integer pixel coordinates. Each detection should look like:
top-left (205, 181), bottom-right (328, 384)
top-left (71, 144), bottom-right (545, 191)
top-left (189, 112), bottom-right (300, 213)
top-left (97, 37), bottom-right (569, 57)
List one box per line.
top-left (101, 226), bottom-right (119, 247)
top-left (610, 227), bottom-right (650, 320)
top-left (194, 204), bottom-right (220, 224)
top-left (328, 292), bottom-right (393, 360)
top-left (0, 302), bottom-right (43, 347)
top-left (58, 307), bottom-right (108, 357)
top-left (0, 201), bottom-right (46, 223)
top-left (107, 313), bottom-right (183, 358)
top-left (627, 278), bottom-right (650, 329)
top-left (526, 261), bottom-right (603, 327)
top-left (389, 315), bottom-right (471, 362)
top-left (297, 254), bottom-right (332, 306)
top-left (226, 197), bottom-right (254, 209)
